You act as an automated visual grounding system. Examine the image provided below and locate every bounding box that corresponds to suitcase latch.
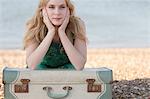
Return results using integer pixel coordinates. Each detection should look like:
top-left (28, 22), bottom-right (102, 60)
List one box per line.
top-left (14, 79), bottom-right (30, 93)
top-left (86, 79), bottom-right (101, 92)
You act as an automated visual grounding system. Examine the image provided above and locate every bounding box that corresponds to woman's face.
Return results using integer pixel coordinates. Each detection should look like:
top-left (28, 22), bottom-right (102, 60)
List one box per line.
top-left (46, 0), bottom-right (68, 26)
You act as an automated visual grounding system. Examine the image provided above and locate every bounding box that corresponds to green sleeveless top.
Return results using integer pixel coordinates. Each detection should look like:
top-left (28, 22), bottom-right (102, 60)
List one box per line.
top-left (36, 41), bottom-right (75, 70)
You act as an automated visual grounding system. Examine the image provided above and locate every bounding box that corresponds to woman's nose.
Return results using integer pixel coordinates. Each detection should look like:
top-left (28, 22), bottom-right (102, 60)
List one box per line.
top-left (54, 8), bottom-right (60, 14)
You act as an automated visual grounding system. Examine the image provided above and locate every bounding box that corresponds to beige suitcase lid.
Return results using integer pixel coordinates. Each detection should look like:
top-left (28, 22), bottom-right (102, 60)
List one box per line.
top-left (3, 67), bottom-right (112, 84)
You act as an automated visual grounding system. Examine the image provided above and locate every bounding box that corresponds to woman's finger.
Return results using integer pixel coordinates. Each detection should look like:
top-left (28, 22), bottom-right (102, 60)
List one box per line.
top-left (64, 8), bottom-right (70, 26)
top-left (58, 8), bottom-right (70, 32)
top-left (42, 7), bottom-right (55, 32)
top-left (42, 8), bottom-right (46, 17)
top-left (42, 8), bottom-right (49, 23)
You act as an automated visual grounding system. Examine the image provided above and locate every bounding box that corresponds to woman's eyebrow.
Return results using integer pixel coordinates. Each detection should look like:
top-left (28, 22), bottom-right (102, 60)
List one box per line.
top-left (48, 3), bottom-right (55, 6)
top-left (48, 3), bottom-right (66, 6)
top-left (59, 4), bottom-right (66, 7)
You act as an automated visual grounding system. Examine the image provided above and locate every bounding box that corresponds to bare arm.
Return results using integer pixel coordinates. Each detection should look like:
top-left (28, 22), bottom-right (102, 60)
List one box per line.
top-left (26, 32), bottom-right (55, 69)
top-left (59, 32), bottom-right (87, 70)
top-left (58, 9), bottom-right (87, 70)
top-left (26, 8), bottom-right (55, 69)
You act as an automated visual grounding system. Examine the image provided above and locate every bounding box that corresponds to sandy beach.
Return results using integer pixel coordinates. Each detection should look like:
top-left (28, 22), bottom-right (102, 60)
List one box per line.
top-left (0, 48), bottom-right (150, 98)
top-left (0, 48), bottom-right (149, 80)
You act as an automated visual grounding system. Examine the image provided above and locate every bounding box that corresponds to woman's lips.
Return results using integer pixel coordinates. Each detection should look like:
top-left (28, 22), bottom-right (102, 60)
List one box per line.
top-left (52, 18), bottom-right (62, 20)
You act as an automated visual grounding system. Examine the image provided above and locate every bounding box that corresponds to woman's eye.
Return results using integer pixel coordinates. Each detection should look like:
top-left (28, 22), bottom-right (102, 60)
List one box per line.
top-left (60, 6), bottom-right (66, 9)
top-left (49, 6), bottom-right (54, 9)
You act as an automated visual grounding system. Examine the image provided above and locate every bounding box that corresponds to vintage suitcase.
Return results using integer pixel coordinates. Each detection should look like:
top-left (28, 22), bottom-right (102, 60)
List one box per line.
top-left (3, 67), bottom-right (112, 99)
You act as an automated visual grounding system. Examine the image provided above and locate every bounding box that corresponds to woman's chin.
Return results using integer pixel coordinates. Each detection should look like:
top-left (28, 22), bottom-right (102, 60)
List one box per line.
top-left (51, 20), bottom-right (63, 27)
top-left (52, 23), bottom-right (62, 27)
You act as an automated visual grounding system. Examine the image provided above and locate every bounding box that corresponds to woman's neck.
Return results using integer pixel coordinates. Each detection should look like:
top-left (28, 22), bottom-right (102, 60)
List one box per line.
top-left (53, 26), bottom-right (60, 42)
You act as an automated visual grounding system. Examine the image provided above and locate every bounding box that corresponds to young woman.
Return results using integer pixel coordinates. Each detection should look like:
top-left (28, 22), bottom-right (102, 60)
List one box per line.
top-left (23, 0), bottom-right (87, 70)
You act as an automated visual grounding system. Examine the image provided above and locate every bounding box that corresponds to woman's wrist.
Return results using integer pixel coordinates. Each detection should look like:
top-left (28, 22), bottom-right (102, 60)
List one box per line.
top-left (58, 30), bottom-right (65, 35)
top-left (47, 30), bottom-right (55, 35)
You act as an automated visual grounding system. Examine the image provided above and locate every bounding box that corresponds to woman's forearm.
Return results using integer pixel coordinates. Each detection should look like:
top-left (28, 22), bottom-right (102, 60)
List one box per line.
top-left (59, 32), bottom-right (86, 70)
top-left (26, 32), bottom-right (55, 69)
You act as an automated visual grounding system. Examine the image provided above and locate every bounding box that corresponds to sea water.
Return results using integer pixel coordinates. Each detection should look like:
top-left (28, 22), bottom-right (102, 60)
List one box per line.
top-left (0, 0), bottom-right (149, 49)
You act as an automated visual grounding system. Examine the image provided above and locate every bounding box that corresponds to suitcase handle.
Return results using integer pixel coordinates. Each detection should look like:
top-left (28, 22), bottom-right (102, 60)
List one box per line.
top-left (43, 86), bottom-right (72, 99)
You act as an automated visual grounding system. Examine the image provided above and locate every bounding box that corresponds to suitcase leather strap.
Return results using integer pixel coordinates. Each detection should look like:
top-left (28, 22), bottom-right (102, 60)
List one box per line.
top-left (86, 79), bottom-right (101, 92)
top-left (14, 79), bottom-right (30, 93)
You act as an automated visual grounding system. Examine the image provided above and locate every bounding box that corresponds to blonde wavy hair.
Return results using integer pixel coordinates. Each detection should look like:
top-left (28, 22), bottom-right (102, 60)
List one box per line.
top-left (23, 0), bottom-right (86, 49)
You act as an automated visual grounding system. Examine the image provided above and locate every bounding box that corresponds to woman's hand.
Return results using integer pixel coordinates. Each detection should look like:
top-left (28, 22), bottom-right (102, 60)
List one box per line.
top-left (58, 8), bottom-right (70, 34)
top-left (42, 7), bottom-right (55, 34)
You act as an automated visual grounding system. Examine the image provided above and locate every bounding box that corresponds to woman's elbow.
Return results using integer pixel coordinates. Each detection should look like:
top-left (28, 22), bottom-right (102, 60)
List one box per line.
top-left (26, 59), bottom-right (37, 70)
top-left (76, 66), bottom-right (84, 71)
top-left (75, 58), bottom-right (86, 70)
